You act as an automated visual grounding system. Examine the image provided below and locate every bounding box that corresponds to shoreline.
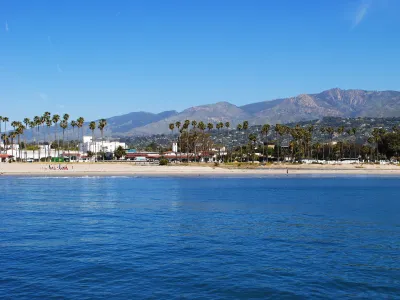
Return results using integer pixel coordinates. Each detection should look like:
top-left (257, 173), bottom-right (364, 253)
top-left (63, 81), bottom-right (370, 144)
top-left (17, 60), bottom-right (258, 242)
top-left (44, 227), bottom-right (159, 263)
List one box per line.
top-left (1, 163), bottom-right (400, 177)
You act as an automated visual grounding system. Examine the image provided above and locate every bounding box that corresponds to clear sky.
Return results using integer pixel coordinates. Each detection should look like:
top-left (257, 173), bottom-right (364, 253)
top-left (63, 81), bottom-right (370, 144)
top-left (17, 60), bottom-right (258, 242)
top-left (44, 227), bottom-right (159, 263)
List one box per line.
top-left (1, 0), bottom-right (399, 121)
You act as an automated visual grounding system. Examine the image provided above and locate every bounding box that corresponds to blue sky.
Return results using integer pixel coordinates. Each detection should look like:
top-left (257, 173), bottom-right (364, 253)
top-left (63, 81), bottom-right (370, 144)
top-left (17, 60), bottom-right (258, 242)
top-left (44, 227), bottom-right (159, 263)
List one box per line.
top-left (1, 0), bottom-right (400, 121)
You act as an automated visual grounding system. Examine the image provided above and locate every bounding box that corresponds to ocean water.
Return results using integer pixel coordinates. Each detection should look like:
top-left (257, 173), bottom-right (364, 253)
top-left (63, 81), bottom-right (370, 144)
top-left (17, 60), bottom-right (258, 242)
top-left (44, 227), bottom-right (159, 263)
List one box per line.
top-left (0, 176), bottom-right (399, 299)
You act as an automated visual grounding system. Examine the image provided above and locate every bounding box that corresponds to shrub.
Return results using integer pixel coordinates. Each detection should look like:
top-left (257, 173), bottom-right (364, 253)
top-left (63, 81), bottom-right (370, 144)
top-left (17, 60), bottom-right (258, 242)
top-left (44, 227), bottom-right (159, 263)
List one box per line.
top-left (159, 158), bottom-right (169, 166)
top-left (214, 162), bottom-right (220, 167)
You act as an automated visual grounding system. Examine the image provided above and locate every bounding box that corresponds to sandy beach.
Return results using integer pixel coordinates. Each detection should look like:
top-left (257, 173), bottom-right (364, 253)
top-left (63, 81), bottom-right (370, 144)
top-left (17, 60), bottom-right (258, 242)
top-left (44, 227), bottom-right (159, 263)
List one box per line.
top-left (1, 162), bottom-right (400, 177)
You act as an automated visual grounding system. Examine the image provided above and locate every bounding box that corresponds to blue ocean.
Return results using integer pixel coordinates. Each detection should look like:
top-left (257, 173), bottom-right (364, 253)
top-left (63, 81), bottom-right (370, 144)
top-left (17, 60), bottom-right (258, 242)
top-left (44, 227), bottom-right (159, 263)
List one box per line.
top-left (0, 176), bottom-right (399, 299)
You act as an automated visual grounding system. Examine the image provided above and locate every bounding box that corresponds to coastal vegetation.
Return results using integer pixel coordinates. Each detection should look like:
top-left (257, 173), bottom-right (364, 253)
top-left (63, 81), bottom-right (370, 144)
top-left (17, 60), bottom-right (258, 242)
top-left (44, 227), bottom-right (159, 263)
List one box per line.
top-left (1, 113), bottom-right (400, 163)
top-left (0, 113), bottom-right (106, 161)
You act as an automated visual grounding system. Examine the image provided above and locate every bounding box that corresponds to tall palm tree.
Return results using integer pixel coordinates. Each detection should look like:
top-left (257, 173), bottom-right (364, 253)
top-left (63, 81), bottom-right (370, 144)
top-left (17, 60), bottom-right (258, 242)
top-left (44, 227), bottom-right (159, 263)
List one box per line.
top-left (23, 118), bottom-right (30, 159)
top-left (169, 123), bottom-right (175, 137)
top-left (1, 133), bottom-right (8, 155)
top-left (371, 128), bottom-right (385, 160)
top-left (63, 114), bottom-right (70, 157)
top-left (198, 121), bottom-right (206, 160)
top-left (60, 120), bottom-right (68, 156)
top-left (33, 116), bottom-right (42, 161)
top-left (169, 123), bottom-right (176, 160)
top-left (42, 112), bottom-right (51, 160)
top-left (98, 119), bottom-right (107, 162)
top-left (11, 121), bottom-right (19, 155)
top-left (52, 114), bottom-right (60, 157)
top-left (183, 120), bottom-right (190, 162)
top-left (248, 133), bottom-right (257, 163)
top-left (9, 131), bottom-right (16, 160)
top-left (191, 121), bottom-right (197, 162)
top-left (320, 127), bottom-right (326, 160)
top-left (326, 127), bottom-right (335, 160)
top-left (225, 122), bottom-right (230, 162)
top-left (236, 123), bottom-right (243, 162)
top-left (76, 117), bottom-right (85, 154)
top-left (216, 122), bottom-right (224, 161)
top-left (175, 121), bottom-right (181, 159)
top-left (16, 125), bottom-right (25, 161)
top-left (0, 116), bottom-right (2, 153)
top-left (275, 124), bottom-right (281, 162)
top-left (3, 117), bottom-right (9, 153)
top-left (70, 120), bottom-right (77, 150)
top-left (29, 121), bottom-right (36, 160)
top-left (261, 124), bottom-right (270, 163)
top-left (352, 127), bottom-right (358, 158)
top-left (337, 126), bottom-right (345, 159)
top-left (89, 121), bottom-right (96, 160)
top-left (242, 121), bottom-right (249, 162)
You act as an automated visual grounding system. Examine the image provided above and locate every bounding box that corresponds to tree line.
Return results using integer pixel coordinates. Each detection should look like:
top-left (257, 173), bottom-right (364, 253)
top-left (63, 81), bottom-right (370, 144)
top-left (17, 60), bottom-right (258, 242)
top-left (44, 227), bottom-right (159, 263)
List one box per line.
top-left (168, 120), bottom-right (400, 162)
top-left (0, 113), bottom-right (108, 161)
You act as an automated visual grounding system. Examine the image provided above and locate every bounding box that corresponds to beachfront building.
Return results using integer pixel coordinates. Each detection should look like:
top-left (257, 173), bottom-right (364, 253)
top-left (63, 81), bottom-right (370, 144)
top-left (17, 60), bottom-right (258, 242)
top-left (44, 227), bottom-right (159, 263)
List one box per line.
top-left (4, 144), bottom-right (58, 161)
top-left (80, 136), bottom-right (126, 154)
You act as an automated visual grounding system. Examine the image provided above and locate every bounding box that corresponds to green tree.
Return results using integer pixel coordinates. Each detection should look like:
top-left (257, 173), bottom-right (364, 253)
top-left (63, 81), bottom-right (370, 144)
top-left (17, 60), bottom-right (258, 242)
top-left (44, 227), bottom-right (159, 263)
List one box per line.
top-left (114, 145), bottom-right (126, 160)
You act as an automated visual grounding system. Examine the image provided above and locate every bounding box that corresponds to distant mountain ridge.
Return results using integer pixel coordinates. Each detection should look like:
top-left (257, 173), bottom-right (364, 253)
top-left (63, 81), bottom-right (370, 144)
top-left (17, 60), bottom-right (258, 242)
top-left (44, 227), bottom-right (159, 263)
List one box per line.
top-left (101, 88), bottom-right (400, 136)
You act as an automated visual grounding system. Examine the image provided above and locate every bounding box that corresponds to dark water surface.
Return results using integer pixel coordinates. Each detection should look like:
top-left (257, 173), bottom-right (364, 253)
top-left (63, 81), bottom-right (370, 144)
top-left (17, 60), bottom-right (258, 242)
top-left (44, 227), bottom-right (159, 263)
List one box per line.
top-left (0, 176), bottom-right (399, 299)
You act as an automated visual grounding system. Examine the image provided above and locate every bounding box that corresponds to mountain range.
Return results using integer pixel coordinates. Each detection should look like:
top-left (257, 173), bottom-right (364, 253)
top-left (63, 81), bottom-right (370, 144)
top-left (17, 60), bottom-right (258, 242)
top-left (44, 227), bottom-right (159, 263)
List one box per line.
top-left (101, 88), bottom-right (400, 136)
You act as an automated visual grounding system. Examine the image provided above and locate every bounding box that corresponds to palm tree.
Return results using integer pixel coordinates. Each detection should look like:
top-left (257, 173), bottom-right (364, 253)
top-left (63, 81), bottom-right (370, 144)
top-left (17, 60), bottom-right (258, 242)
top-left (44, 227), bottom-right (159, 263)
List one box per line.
top-left (63, 114), bottom-right (70, 156)
top-left (60, 120), bottom-right (68, 155)
top-left (33, 116), bottom-right (42, 161)
top-left (275, 124), bottom-right (281, 162)
top-left (52, 114), bottom-right (60, 157)
top-left (77, 117), bottom-right (85, 153)
top-left (11, 121), bottom-right (19, 155)
top-left (9, 131), bottom-right (16, 160)
top-left (3, 117), bottom-right (9, 153)
top-left (352, 127), bottom-right (358, 158)
top-left (261, 124), bottom-right (270, 162)
top-left (45, 119), bottom-right (53, 159)
top-left (320, 127), bottom-right (326, 160)
top-left (242, 121), bottom-right (249, 162)
top-left (16, 125), bottom-right (25, 161)
top-left (98, 119), bottom-right (107, 162)
top-left (0, 116), bottom-right (2, 153)
top-left (1, 133), bottom-right (8, 155)
top-left (23, 118), bottom-right (30, 159)
top-left (326, 127), bottom-right (335, 160)
top-left (169, 123), bottom-right (175, 137)
top-left (89, 121), bottom-right (96, 160)
top-left (183, 120), bottom-right (190, 162)
top-left (225, 122), bottom-right (230, 162)
top-left (198, 121), bottom-right (206, 160)
top-left (70, 120), bottom-right (77, 150)
top-left (42, 112), bottom-right (51, 160)
top-left (236, 123), bottom-right (243, 162)
top-left (337, 126), bottom-right (344, 159)
top-left (29, 121), bottom-right (36, 160)
top-left (191, 121), bottom-right (197, 162)
top-left (175, 121), bottom-right (181, 160)
top-left (371, 128), bottom-right (385, 161)
top-left (216, 122), bottom-right (224, 161)
top-left (248, 133), bottom-right (257, 163)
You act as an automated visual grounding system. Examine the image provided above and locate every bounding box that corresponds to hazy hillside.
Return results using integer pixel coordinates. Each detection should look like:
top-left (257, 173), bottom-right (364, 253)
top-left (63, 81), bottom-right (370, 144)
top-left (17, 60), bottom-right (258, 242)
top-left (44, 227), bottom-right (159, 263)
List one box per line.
top-left (21, 88), bottom-right (400, 139)
top-left (120, 88), bottom-right (400, 136)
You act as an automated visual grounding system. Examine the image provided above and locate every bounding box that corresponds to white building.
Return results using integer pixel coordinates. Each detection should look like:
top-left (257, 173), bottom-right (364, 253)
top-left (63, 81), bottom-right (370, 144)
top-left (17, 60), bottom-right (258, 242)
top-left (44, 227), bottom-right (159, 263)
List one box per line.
top-left (80, 136), bottom-right (126, 154)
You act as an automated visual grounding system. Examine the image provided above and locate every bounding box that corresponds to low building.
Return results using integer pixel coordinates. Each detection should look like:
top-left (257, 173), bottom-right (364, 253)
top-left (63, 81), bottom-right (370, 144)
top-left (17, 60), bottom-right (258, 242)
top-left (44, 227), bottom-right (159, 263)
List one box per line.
top-left (80, 136), bottom-right (126, 154)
